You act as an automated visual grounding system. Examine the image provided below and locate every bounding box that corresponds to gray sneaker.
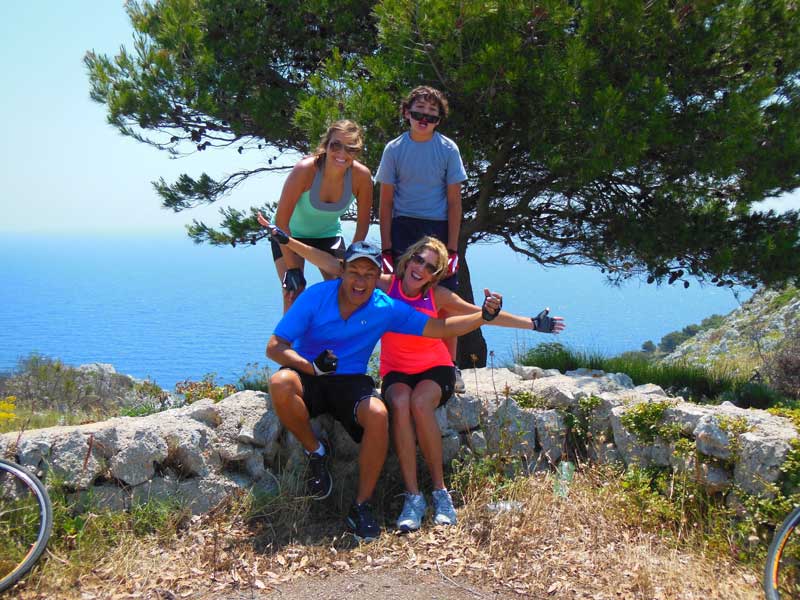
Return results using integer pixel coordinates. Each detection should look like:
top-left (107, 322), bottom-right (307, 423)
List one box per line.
top-left (396, 493), bottom-right (427, 532)
top-left (454, 368), bottom-right (466, 394)
top-left (432, 489), bottom-right (457, 526)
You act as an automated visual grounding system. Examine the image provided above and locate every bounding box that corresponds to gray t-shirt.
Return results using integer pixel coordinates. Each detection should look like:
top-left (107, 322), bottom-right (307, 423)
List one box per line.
top-left (375, 132), bottom-right (467, 221)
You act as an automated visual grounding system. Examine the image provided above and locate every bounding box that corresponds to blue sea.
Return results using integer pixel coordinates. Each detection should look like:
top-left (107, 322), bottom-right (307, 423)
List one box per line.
top-left (0, 231), bottom-right (751, 391)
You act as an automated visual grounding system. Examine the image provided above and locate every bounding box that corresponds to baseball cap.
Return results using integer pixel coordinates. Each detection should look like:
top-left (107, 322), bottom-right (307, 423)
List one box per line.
top-left (344, 241), bottom-right (382, 268)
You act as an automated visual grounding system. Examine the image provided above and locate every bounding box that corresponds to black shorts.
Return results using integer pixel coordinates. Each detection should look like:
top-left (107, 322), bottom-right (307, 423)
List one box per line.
top-left (381, 365), bottom-right (456, 408)
top-left (282, 368), bottom-right (378, 443)
top-left (390, 216), bottom-right (458, 291)
top-left (271, 235), bottom-right (346, 262)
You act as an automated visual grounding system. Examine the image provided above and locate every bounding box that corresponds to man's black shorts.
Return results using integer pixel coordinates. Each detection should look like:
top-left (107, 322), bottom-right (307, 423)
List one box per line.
top-left (271, 235), bottom-right (346, 262)
top-left (283, 368), bottom-right (378, 443)
top-left (390, 216), bottom-right (458, 291)
top-left (381, 365), bottom-right (456, 408)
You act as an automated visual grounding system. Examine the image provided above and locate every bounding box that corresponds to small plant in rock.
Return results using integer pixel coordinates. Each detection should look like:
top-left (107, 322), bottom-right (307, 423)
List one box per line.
top-left (175, 374), bottom-right (236, 404)
top-left (236, 362), bottom-right (272, 392)
top-left (510, 390), bottom-right (548, 409)
top-left (620, 400), bottom-right (679, 444)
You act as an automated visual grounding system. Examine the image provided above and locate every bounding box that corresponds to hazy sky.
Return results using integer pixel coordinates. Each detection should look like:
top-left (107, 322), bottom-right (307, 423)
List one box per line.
top-left (1, 2), bottom-right (798, 235)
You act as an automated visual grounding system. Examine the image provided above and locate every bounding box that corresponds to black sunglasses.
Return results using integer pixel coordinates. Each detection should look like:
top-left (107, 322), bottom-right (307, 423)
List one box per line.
top-left (411, 253), bottom-right (440, 275)
top-left (328, 140), bottom-right (361, 155)
top-left (408, 110), bottom-right (441, 124)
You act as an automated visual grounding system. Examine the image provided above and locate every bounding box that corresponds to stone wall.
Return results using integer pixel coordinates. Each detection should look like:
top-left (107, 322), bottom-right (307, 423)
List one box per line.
top-left (1, 366), bottom-right (797, 514)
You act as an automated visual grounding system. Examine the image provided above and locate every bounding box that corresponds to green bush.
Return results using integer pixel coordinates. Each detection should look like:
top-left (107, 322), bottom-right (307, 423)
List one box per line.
top-left (518, 342), bottom-right (744, 403)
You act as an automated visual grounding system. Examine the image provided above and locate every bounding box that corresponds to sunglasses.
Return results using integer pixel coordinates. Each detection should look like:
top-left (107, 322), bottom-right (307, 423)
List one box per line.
top-left (410, 253), bottom-right (440, 275)
top-left (408, 110), bottom-right (441, 124)
top-left (328, 140), bottom-right (361, 155)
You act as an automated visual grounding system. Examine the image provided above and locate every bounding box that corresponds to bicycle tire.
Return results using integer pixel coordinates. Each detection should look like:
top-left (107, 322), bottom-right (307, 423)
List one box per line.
top-left (765, 505), bottom-right (800, 600)
top-left (0, 457), bottom-right (53, 594)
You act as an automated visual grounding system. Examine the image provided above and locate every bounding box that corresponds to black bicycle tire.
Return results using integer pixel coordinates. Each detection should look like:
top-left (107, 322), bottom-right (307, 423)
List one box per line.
top-left (0, 458), bottom-right (53, 594)
top-left (764, 505), bottom-right (800, 600)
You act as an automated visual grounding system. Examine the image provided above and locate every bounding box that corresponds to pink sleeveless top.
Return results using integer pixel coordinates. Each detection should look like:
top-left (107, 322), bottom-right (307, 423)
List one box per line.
top-left (379, 276), bottom-right (453, 376)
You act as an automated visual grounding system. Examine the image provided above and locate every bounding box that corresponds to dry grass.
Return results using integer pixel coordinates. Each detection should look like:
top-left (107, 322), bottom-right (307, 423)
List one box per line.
top-left (10, 465), bottom-right (763, 600)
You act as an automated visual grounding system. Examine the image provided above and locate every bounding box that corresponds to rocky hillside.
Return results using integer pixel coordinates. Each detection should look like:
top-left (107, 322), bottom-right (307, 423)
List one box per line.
top-left (662, 285), bottom-right (800, 376)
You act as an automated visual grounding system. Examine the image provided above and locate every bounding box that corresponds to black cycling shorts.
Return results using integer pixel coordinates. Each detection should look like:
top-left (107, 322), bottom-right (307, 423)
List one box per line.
top-left (271, 235), bottom-right (346, 262)
top-left (282, 368), bottom-right (378, 443)
top-left (381, 365), bottom-right (456, 408)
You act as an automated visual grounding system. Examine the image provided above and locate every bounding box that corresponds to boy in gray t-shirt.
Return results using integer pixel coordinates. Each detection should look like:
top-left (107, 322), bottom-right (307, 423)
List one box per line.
top-left (375, 86), bottom-right (467, 292)
top-left (375, 85), bottom-right (468, 392)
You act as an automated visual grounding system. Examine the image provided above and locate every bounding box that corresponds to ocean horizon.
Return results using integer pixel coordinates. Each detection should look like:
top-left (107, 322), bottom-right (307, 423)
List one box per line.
top-left (0, 230), bottom-right (751, 390)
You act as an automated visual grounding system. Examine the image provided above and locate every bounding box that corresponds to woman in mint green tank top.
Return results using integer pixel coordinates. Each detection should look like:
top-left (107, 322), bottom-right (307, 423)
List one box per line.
top-left (270, 120), bottom-right (373, 312)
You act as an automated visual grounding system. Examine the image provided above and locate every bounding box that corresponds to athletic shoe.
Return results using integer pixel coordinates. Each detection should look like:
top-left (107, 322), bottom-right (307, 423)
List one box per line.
top-left (306, 441), bottom-right (332, 500)
top-left (347, 501), bottom-right (381, 542)
top-left (432, 488), bottom-right (457, 526)
top-left (396, 492), bottom-right (427, 532)
top-left (454, 368), bottom-right (466, 394)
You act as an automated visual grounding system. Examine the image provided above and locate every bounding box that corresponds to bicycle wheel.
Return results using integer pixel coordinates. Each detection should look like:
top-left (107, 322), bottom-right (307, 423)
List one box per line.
top-left (765, 505), bottom-right (800, 600)
top-left (0, 458), bottom-right (53, 593)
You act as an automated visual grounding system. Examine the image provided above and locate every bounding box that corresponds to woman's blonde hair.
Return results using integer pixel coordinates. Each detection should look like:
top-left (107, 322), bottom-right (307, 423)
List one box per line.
top-left (312, 120), bottom-right (364, 166)
top-left (395, 236), bottom-right (449, 295)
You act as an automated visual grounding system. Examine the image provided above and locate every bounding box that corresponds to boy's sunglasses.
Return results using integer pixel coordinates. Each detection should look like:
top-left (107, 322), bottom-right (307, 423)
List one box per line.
top-left (411, 253), bottom-right (440, 275)
top-left (328, 140), bottom-right (361, 155)
top-left (408, 110), bottom-right (441, 124)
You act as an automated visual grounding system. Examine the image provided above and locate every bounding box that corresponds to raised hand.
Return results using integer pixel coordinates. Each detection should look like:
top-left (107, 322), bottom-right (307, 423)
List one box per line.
top-left (481, 288), bottom-right (503, 321)
top-left (257, 211), bottom-right (290, 244)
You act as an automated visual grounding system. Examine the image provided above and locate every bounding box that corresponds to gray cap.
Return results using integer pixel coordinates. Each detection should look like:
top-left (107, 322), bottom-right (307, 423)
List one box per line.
top-left (344, 241), bottom-right (382, 268)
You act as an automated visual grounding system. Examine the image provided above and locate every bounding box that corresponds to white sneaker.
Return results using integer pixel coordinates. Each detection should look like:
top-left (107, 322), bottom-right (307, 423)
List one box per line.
top-left (454, 368), bottom-right (466, 394)
top-left (432, 488), bottom-right (457, 526)
top-left (396, 493), bottom-right (426, 532)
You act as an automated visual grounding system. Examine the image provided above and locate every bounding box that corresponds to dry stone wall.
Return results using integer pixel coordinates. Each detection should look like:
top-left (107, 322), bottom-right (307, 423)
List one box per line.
top-left (1, 366), bottom-right (797, 515)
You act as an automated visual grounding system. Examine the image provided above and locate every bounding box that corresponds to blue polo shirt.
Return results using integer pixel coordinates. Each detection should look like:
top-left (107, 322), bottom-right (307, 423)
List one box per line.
top-left (273, 279), bottom-right (429, 375)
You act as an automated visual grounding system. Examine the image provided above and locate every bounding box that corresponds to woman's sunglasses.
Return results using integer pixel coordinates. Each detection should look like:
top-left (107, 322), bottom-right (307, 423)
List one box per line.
top-left (328, 140), bottom-right (361, 155)
top-left (408, 110), bottom-right (441, 124)
top-left (411, 253), bottom-right (440, 275)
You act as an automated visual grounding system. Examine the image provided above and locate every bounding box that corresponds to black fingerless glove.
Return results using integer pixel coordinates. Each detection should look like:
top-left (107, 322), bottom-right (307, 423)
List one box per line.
top-left (282, 268), bottom-right (306, 292)
top-left (532, 308), bottom-right (555, 333)
top-left (313, 349), bottom-right (338, 376)
top-left (269, 224), bottom-right (290, 245)
top-left (481, 295), bottom-right (502, 321)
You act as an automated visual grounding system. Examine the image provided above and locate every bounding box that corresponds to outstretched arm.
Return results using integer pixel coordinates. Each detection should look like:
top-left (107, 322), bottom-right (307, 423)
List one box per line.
top-left (257, 212), bottom-right (392, 291)
top-left (258, 212), bottom-right (343, 277)
top-left (434, 287), bottom-right (566, 333)
top-left (422, 289), bottom-right (502, 338)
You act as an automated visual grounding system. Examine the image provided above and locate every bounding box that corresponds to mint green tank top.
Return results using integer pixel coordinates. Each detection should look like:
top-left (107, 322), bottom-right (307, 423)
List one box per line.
top-left (288, 166), bottom-right (355, 238)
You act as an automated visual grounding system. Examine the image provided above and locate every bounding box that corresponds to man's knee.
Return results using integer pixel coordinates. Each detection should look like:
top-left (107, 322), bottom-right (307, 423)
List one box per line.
top-left (358, 396), bottom-right (389, 431)
top-left (269, 370), bottom-right (302, 405)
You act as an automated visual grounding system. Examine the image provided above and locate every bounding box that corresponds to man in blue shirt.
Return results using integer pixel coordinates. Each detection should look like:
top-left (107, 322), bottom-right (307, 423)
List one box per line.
top-left (267, 241), bottom-right (501, 542)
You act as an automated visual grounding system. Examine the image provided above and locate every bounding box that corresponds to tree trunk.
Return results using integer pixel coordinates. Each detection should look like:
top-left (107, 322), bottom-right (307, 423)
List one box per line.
top-left (455, 253), bottom-right (488, 368)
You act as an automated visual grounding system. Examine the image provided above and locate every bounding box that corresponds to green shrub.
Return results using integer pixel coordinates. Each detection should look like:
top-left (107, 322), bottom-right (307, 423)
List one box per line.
top-left (518, 343), bottom-right (744, 404)
top-left (236, 362), bottom-right (272, 393)
top-left (175, 374), bottom-right (236, 403)
top-left (764, 329), bottom-right (800, 401)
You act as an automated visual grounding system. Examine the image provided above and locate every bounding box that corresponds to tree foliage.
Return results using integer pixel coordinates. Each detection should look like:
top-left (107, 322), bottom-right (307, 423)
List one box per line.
top-left (87, 0), bottom-right (800, 362)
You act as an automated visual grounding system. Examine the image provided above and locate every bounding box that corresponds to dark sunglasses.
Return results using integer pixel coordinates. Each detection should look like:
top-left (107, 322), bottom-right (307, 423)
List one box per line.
top-left (408, 110), bottom-right (441, 124)
top-left (328, 140), bottom-right (361, 155)
top-left (411, 253), bottom-right (440, 275)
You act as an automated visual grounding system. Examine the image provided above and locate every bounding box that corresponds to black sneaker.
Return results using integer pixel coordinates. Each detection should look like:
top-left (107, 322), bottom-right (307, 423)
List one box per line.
top-left (346, 501), bottom-right (381, 542)
top-left (306, 441), bottom-right (332, 500)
